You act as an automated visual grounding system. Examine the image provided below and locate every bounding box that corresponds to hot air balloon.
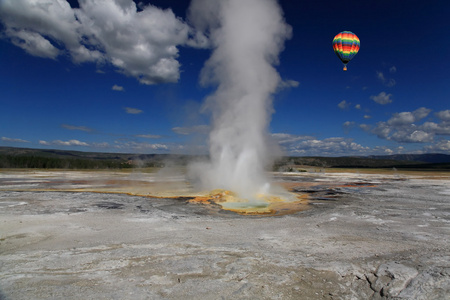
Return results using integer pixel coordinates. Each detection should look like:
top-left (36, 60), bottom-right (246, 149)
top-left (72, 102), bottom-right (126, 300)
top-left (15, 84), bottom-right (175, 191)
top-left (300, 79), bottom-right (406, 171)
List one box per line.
top-left (332, 31), bottom-right (360, 71)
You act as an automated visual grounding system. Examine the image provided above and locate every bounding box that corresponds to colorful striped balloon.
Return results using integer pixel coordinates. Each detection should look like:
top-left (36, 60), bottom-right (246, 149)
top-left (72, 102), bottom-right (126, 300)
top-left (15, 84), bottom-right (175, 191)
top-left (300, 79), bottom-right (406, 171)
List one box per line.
top-left (332, 31), bottom-right (360, 71)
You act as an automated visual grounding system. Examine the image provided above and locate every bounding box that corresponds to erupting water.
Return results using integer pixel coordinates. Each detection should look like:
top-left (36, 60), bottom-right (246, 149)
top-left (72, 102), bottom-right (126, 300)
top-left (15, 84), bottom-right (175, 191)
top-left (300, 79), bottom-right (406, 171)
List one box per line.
top-left (188, 0), bottom-right (292, 201)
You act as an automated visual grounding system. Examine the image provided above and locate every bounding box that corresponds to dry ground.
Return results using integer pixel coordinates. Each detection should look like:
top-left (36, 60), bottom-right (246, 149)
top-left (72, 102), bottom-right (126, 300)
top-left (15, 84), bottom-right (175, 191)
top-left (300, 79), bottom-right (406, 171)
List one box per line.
top-left (0, 169), bottom-right (449, 299)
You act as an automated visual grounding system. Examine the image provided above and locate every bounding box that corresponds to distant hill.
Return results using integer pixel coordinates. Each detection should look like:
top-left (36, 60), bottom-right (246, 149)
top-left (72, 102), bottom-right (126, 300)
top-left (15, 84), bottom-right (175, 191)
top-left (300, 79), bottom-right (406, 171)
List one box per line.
top-left (275, 154), bottom-right (450, 170)
top-left (0, 146), bottom-right (449, 170)
top-left (0, 146), bottom-right (194, 169)
top-left (368, 153), bottom-right (450, 164)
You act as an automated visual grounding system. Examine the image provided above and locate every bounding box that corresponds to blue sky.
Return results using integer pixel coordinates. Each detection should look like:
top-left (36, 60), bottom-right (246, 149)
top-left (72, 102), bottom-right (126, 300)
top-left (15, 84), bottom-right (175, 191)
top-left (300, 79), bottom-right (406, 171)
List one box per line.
top-left (1, 0), bottom-right (449, 156)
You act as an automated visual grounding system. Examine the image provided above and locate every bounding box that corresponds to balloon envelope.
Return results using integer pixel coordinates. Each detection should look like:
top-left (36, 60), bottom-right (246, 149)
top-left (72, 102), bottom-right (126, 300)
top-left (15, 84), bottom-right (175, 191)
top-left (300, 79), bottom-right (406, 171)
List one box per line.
top-left (332, 31), bottom-right (360, 70)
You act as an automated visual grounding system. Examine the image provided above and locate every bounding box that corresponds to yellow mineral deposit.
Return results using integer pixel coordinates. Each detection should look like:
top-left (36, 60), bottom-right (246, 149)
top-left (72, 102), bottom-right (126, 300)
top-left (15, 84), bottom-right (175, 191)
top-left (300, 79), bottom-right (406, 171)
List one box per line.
top-left (189, 189), bottom-right (309, 216)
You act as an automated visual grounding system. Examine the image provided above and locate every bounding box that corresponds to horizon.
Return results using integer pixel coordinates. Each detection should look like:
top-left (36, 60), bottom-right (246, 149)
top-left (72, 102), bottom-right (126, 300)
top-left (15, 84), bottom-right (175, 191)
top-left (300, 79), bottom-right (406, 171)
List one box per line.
top-left (2, 145), bottom-right (449, 159)
top-left (1, 0), bottom-right (449, 157)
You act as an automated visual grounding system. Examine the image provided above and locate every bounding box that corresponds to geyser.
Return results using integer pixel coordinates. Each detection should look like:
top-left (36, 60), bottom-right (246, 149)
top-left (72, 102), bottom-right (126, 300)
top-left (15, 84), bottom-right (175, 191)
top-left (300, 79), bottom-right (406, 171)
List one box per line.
top-left (188, 0), bottom-right (292, 200)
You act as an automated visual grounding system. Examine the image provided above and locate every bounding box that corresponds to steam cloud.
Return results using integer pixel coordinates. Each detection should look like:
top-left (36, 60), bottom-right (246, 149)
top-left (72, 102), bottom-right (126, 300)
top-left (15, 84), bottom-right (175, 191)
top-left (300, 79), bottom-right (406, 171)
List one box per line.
top-left (188, 0), bottom-right (292, 199)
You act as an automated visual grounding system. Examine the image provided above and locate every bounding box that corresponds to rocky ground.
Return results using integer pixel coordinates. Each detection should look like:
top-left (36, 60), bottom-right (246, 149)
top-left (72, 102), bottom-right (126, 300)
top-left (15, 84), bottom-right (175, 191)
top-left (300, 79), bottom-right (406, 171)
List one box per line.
top-left (0, 170), bottom-right (449, 299)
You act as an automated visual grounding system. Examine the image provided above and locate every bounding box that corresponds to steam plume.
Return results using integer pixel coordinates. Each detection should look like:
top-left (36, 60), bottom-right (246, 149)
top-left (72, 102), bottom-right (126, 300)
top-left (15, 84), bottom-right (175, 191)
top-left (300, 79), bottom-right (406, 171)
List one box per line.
top-left (188, 0), bottom-right (292, 199)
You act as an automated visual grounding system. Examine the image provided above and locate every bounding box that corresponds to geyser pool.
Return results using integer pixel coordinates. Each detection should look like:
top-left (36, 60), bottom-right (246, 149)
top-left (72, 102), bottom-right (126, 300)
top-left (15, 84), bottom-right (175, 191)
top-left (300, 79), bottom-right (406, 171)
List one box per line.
top-left (188, 189), bottom-right (309, 216)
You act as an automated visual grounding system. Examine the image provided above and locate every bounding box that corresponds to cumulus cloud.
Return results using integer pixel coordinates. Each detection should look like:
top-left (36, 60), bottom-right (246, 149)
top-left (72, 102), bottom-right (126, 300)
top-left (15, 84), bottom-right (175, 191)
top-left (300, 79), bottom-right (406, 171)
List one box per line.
top-left (413, 107), bottom-right (432, 120)
top-left (114, 140), bottom-right (169, 152)
top-left (390, 130), bottom-right (434, 143)
top-left (338, 100), bottom-right (351, 110)
top-left (272, 133), bottom-right (373, 156)
top-left (370, 92), bottom-right (393, 105)
top-left (436, 110), bottom-right (450, 122)
top-left (272, 133), bottom-right (315, 145)
top-left (387, 112), bottom-right (415, 126)
top-left (424, 140), bottom-right (450, 153)
top-left (361, 107), bottom-right (450, 144)
top-left (387, 107), bottom-right (431, 126)
top-left (124, 107), bottom-right (143, 114)
top-left (0, 0), bottom-right (100, 62)
top-left (421, 122), bottom-right (450, 135)
top-left (7, 30), bottom-right (60, 59)
top-left (278, 136), bottom-right (370, 156)
top-left (61, 124), bottom-right (94, 132)
top-left (1, 136), bottom-right (30, 143)
top-left (0, 0), bottom-right (205, 84)
top-left (355, 104), bottom-right (361, 110)
top-left (39, 139), bottom-right (89, 146)
top-left (112, 85), bottom-right (124, 91)
top-left (389, 66), bottom-right (397, 73)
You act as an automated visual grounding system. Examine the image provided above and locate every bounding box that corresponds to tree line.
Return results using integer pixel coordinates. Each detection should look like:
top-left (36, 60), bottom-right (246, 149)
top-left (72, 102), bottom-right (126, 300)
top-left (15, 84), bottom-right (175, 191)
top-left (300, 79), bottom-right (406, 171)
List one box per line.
top-left (0, 155), bottom-right (133, 169)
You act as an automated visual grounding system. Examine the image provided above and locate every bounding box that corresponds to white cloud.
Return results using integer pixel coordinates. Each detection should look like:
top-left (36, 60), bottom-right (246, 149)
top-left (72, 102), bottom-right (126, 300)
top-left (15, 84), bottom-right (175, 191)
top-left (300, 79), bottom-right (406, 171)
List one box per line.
top-left (424, 140), bottom-right (450, 153)
top-left (390, 130), bottom-right (434, 143)
top-left (362, 107), bottom-right (449, 144)
top-left (387, 112), bottom-right (415, 126)
top-left (7, 30), bottom-right (60, 59)
top-left (355, 104), bottom-right (361, 110)
top-left (370, 92), bottom-right (393, 105)
top-left (273, 133), bottom-right (371, 156)
top-left (275, 132), bottom-right (440, 156)
top-left (112, 85), bottom-right (124, 91)
top-left (289, 137), bottom-right (370, 156)
top-left (371, 122), bottom-right (392, 140)
top-left (338, 100), bottom-right (350, 110)
top-left (1, 136), bottom-right (30, 143)
top-left (39, 139), bottom-right (89, 146)
top-left (364, 115), bottom-right (372, 119)
top-left (389, 66), bottom-right (397, 73)
top-left (124, 107), bottom-right (143, 114)
top-left (114, 140), bottom-right (169, 152)
top-left (61, 124), bottom-right (94, 132)
top-left (387, 107), bottom-right (431, 126)
top-left (383, 148), bottom-right (394, 154)
top-left (271, 133), bottom-right (314, 145)
top-left (0, 0), bottom-right (206, 84)
top-left (0, 0), bottom-right (82, 58)
top-left (436, 110), bottom-right (450, 122)
top-left (421, 122), bottom-right (450, 135)
top-left (413, 107), bottom-right (432, 120)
